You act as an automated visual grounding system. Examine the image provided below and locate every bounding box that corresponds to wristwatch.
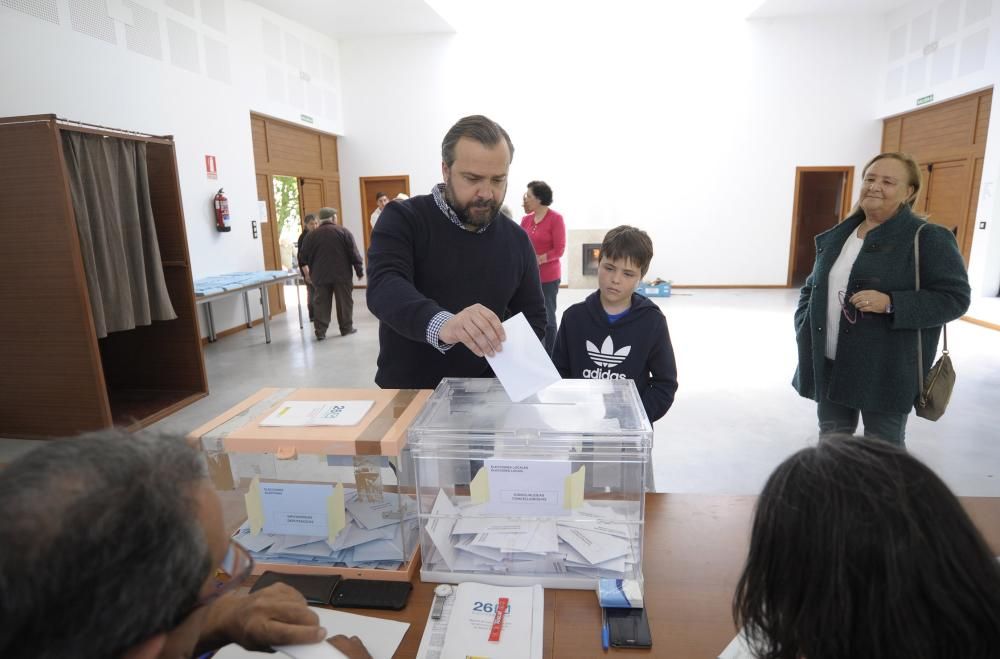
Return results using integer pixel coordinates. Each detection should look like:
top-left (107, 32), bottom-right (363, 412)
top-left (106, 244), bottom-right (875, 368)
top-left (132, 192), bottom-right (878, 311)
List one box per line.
top-left (431, 584), bottom-right (453, 619)
top-left (886, 301), bottom-right (894, 314)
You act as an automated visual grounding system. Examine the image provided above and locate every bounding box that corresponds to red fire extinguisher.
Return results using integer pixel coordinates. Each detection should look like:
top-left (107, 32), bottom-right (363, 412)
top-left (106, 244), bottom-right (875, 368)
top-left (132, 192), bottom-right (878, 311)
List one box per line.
top-left (214, 188), bottom-right (232, 232)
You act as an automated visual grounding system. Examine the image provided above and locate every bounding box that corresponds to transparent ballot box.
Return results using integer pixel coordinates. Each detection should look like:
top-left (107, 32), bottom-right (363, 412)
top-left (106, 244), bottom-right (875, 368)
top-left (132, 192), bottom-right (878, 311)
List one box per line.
top-left (406, 378), bottom-right (652, 590)
top-left (188, 387), bottom-right (431, 580)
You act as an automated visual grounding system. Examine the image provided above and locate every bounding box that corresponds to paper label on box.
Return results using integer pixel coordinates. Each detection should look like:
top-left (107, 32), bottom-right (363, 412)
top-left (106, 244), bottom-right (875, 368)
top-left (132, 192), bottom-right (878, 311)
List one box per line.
top-left (484, 458), bottom-right (572, 516)
top-left (260, 482), bottom-right (335, 536)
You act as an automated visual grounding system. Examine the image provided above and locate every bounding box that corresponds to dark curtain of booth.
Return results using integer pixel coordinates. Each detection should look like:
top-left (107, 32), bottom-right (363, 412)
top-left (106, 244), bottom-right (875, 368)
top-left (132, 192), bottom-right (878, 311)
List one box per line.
top-left (61, 131), bottom-right (176, 338)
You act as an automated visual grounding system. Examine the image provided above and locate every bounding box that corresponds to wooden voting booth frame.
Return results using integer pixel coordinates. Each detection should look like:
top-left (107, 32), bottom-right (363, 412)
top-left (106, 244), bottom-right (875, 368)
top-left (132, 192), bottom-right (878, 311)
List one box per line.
top-left (0, 115), bottom-right (207, 438)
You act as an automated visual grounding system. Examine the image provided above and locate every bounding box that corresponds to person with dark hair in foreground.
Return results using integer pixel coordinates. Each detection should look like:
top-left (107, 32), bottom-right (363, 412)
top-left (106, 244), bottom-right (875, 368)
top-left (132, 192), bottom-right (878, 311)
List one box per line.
top-left (733, 435), bottom-right (1000, 659)
top-left (0, 429), bottom-right (370, 659)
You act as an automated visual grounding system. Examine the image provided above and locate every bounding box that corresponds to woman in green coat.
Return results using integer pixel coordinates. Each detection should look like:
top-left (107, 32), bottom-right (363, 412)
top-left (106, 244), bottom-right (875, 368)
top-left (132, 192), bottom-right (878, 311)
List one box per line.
top-left (792, 152), bottom-right (971, 446)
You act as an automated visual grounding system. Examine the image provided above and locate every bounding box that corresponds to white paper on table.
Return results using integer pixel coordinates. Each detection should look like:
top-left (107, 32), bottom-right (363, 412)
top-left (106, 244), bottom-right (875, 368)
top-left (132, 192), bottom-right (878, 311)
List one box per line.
top-left (259, 400), bottom-right (374, 427)
top-left (260, 483), bottom-right (334, 536)
top-left (718, 631), bottom-right (755, 659)
top-left (426, 489), bottom-right (460, 570)
top-left (212, 607), bottom-right (408, 659)
top-left (485, 312), bottom-right (561, 402)
top-left (557, 526), bottom-right (628, 565)
top-left (483, 458), bottom-right (572, 516)
top-left (437, 582), bottom-right (543, 659)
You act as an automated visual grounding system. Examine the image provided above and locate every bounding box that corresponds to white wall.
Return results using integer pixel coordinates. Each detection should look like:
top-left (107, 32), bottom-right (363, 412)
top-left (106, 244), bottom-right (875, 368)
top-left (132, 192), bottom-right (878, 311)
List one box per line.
top-left (0, 0), bottom-right (344, 334)
top-left (338, 6), bottom-right (884, 285)
top-left (877, 0), bottom-right (1000, 297)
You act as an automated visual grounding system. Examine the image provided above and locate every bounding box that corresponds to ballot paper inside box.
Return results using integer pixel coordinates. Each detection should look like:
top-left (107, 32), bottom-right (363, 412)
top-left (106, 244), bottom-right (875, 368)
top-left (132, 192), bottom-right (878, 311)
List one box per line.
top-left (405, 378), bottom-right (653, 590)
top-left (187, 387), bottom-right (432, 581)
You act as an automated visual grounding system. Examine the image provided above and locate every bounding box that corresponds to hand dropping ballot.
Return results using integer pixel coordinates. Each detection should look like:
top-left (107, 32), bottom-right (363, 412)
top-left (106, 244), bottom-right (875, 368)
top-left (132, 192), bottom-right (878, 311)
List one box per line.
top-left (259, 400), bottom-right (374, 427)
top-left (485, 313), bottom-right (561, 402)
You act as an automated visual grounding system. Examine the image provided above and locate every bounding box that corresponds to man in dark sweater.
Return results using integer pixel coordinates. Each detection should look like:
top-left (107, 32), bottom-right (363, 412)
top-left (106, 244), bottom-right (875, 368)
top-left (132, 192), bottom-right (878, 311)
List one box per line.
top-left (553, 226), bottom-right (678, 423)
top-left (298, 207), bottom-right (364, 340)
top-left (366, 115), bottom-right (547, 389)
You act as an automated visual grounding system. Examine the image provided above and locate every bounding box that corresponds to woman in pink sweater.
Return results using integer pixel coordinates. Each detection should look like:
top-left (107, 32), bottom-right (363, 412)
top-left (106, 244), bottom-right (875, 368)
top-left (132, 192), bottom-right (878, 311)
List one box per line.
top-left (521, 180), bottom-right (566, 354)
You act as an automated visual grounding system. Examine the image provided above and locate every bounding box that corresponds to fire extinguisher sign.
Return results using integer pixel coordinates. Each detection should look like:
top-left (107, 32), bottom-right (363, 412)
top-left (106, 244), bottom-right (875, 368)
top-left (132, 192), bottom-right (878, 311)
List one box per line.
top-left (205, 155), bottom-right (218, 180)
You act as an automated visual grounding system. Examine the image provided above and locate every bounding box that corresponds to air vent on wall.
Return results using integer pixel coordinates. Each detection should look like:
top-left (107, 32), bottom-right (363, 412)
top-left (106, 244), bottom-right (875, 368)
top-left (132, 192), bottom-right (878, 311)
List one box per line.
top-left (203, 34), bottom-right (230, 83)
top-left (69, 0), bottom-right (116, 44)
top-left (167, 17), bottom-right (199, 73)
top-left (123, 0), bottom-right (161, 59)
top-left (285, 32), bottom-right (302, 69)
top-left (200, 0), bottom-right (225, 32)
top-left (287, 74), bottom-right (304, 108)
top-left (165, 0), bottom-right (193, 18)
top-left (261, 19), bottom-right (281, 60)
top-left (2, 0), bottom-right (59, 24)
top-left (265, 66), bottom-right (285, 103)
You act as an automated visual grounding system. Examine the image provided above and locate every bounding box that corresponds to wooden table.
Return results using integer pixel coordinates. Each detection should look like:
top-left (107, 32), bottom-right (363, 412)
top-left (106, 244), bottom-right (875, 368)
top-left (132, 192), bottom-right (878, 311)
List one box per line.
top-left (231, 494), bottom-right (1000, 659)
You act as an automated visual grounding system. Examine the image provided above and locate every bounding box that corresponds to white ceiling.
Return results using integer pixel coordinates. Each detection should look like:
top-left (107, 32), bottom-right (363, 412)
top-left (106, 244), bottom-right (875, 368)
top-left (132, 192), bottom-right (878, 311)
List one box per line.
top-left (245, 0), bottom-right (454, 39)
top-left (750, 0), bottom-right (914, 18)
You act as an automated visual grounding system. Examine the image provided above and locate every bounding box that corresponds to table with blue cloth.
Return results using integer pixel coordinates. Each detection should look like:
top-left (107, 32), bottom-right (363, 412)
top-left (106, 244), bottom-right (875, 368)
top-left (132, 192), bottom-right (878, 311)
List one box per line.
top-left (193, 271), bottom-right (301, 344)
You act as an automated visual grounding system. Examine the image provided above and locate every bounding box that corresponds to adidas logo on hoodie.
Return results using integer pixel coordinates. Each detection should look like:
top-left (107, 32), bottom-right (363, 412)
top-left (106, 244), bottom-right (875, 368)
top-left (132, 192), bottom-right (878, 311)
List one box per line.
top-left (583, 336), bottom-right (630, 379)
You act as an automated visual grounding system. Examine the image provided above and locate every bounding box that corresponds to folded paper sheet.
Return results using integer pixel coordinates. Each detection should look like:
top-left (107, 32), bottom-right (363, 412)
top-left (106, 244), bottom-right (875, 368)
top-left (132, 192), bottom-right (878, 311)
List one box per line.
top-left (485, 312), bottom-right (561, 402)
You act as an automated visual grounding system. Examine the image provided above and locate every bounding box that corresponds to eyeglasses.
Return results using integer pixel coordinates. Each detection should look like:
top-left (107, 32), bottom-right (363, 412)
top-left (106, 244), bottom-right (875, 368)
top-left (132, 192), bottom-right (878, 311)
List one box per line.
top-left (838, 290), bottom-right (864, 325)
top-left (193, 538), bottom-right (255, 609)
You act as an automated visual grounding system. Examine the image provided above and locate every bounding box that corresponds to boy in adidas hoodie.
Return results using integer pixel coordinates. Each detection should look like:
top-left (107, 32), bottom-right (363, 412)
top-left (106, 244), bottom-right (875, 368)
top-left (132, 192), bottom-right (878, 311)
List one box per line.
top-left (552, 225), bottom-right (677, 423)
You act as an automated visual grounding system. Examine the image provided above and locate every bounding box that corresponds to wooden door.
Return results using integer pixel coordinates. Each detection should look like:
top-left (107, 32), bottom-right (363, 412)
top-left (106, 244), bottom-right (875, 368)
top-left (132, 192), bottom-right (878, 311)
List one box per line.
top-left (881, 88), bottom-right (991, 263)
top-left (299, 177), bottom-right (325, 225)
top-left (250, 112), bottom-right (342, 324)
top-left (923, 160), bottom-right (971, 253)
top-left (787, 167), bottom-right (853, 287)
top-left (256, 173), bottom-right (285, 314)
top-left (360, 175), bottom-right (410, 260)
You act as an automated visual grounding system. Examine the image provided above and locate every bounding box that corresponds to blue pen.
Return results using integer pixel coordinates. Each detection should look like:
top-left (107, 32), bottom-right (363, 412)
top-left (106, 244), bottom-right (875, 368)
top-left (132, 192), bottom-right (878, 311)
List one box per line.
top-left (601, 607), bottom-right (609, 651)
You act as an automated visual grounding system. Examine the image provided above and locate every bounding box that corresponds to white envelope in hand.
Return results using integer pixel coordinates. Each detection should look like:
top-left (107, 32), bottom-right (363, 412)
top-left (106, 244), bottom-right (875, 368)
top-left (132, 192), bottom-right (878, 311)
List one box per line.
top-left (486, 312), bottom-right (561, 402)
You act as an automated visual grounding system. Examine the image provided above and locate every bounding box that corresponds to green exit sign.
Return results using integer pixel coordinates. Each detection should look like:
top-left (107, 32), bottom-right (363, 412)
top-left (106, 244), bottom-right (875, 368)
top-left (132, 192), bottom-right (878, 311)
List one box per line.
top-left (300, 114), bottom-right (314, 124)
top-left (916, 94), bottom-right (934, 106)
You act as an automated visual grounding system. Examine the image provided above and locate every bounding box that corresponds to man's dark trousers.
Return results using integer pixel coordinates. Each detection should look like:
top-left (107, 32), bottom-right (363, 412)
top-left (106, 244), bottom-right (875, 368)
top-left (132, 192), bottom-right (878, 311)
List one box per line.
top-left (313, 282), bottom-right (354, 337)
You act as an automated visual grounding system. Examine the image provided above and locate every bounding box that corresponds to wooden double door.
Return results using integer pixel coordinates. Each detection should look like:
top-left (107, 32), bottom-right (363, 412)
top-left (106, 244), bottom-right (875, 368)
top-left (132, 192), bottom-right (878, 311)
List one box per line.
top-left (251, 113), bottom-right (343, 316)
top-left (882, 88), bottom-right (991, 263)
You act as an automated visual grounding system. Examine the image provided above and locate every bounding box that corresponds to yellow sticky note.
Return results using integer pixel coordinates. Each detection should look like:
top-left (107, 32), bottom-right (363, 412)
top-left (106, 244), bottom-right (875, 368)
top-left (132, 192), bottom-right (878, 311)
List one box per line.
top-left (327, 482), bottom-right (346, 544)
top-left (470, 467), bottom-right (489, 504)
top-left (245, 475), bottom-right (264, 535)
top-left (563, 466), bottom-right (585, 509)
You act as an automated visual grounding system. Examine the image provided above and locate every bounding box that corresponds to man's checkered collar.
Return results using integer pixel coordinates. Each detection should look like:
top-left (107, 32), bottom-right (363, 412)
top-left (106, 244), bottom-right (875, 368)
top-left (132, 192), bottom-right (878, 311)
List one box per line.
top-left (431, 183), bottom-right (489, 234)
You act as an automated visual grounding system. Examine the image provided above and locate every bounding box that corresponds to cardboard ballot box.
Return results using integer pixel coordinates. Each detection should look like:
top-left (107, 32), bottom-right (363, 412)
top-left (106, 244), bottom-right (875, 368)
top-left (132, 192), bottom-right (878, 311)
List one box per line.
top-left (188, 387), bottom-right (432, 580)
top-left (406, 378), bottom-right (652, 590)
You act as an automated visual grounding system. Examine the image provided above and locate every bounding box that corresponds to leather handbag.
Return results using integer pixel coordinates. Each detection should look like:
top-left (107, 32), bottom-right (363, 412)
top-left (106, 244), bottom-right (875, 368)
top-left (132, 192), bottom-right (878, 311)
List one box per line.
top-left (913, 223), bottom-right (956, 421)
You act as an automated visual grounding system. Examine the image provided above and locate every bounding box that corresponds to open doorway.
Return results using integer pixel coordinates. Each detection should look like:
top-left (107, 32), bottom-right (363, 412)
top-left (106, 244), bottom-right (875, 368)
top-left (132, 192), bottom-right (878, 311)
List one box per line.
top-left (272, 175), bottom-right (301, 271)
top-left (360, 175), bottom-right (410, 261)
top-left (787, 167), bottom-right (854, 287)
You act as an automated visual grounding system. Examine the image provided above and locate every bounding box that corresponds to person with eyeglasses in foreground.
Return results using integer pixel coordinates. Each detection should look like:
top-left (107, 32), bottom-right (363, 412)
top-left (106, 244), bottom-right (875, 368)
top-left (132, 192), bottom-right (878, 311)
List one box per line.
top-left (792, 152), bottom-right (970, 446)
top-left (0, 429), bottom-right (371, 659)
top-left (734, 435), bottom-right (1000, 659)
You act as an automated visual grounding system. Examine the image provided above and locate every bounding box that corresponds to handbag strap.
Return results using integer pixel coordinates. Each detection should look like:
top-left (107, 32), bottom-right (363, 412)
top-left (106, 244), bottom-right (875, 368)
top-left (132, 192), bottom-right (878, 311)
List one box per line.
top-left (915, 224), bottom-right (926, 400)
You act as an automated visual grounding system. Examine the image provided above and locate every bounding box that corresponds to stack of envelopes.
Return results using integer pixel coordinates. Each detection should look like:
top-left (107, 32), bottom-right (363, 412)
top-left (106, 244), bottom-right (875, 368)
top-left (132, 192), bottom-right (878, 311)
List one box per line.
top-left (233, 490), bottom-right (418, 570)
top-left (426, 489), bottom-right (640, 579)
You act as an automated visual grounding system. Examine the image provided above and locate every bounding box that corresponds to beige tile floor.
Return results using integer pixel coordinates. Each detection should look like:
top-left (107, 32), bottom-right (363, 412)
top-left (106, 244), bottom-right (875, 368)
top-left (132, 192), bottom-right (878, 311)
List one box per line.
top-left (2, 286), bottom-right (998, 495)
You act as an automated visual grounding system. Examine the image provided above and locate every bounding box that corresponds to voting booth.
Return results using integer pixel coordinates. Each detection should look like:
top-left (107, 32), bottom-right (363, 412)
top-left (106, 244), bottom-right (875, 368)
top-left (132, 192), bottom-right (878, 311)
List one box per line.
top-left (406, 378), bottom-right (652, 590)
top-left (190, 387), bottom-right (431, 580)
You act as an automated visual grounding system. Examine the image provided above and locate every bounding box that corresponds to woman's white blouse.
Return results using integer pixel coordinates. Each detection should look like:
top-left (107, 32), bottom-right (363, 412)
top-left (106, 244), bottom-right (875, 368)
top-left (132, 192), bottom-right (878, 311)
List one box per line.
top-left (825, 231), bottom-right (865, 359)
